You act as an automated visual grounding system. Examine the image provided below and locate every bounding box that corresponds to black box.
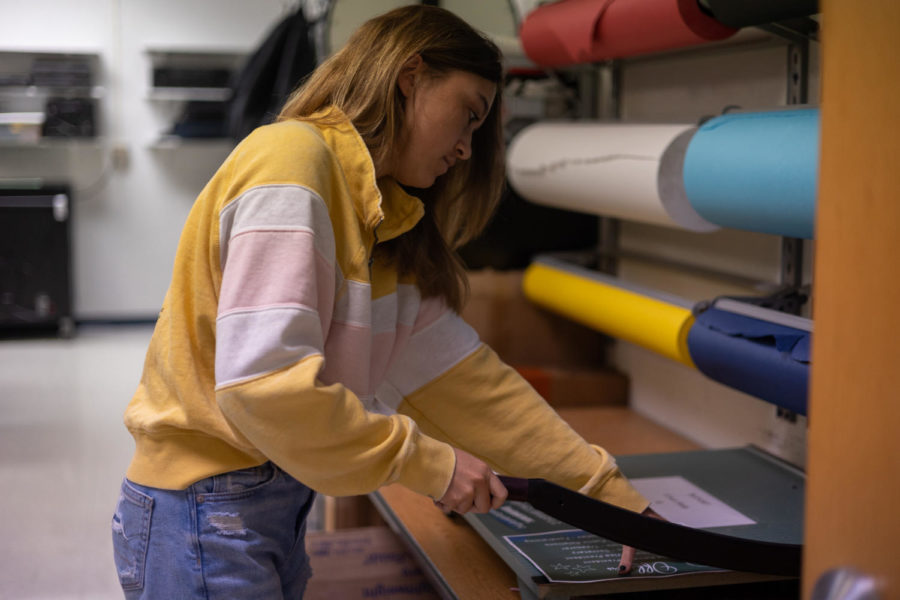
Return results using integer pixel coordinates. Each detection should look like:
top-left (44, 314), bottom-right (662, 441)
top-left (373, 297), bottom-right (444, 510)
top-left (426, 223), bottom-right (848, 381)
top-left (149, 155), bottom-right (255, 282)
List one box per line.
top-left (43, 98), bottom-right (96, 138)
top-left (0, 185), bottom-right (74, 337)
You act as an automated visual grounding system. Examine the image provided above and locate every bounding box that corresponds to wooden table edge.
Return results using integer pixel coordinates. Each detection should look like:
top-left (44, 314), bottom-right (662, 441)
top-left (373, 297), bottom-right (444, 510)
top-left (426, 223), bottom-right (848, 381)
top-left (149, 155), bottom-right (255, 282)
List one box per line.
top-left (370, 406), bottom-right (702, 599)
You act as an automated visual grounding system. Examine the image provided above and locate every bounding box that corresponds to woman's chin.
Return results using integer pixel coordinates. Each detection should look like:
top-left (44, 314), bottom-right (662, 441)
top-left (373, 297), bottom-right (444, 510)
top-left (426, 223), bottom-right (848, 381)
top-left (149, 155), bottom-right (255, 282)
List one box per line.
top-left (397, 173), bottom-right (437, 190)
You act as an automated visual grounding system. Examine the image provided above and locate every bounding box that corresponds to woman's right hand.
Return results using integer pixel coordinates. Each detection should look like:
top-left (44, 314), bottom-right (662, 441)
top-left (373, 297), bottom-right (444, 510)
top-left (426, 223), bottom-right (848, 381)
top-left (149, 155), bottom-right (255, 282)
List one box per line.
top-left (435, 448), bottom-right (507, 514)
top-left (618, 506), bottom-right (667, 575)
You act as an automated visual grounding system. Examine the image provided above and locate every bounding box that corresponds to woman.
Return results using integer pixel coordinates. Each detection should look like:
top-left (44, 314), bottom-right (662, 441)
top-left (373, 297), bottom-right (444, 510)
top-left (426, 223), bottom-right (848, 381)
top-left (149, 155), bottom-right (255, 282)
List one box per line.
top-left (112, 6), bottom-right (650, 598)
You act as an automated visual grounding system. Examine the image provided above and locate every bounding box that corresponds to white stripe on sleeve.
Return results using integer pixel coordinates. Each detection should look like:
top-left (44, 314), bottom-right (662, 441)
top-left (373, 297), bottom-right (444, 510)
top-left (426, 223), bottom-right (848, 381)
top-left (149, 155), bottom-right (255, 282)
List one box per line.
top-left (216, 305), bottom-right (324, 388)
top-left (385, 311), bottom-right (481, 396)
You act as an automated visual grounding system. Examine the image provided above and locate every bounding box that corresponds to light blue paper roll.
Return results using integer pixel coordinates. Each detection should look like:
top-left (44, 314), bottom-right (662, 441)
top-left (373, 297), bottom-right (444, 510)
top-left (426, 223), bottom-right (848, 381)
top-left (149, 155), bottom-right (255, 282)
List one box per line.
top-left (683, 108), bottom-right (819, 238)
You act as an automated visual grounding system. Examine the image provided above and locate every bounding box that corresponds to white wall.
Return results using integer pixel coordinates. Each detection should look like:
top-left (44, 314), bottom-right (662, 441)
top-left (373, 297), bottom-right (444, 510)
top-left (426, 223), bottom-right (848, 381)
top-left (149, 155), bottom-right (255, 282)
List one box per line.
top-left (0, 0), bottom-right (289, 318)
top-left (500, 0), bottom-right (816, 464)
top-left (0, 0), bottom-right (523, 319)
top-left (615, 36), bottom-right (817, 466)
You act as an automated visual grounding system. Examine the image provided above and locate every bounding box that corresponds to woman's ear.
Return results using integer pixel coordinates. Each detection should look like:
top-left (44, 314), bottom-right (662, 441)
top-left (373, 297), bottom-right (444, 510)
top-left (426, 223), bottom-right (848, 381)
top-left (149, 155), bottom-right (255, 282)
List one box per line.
top-left (397, 54), bottom-right (424, 99)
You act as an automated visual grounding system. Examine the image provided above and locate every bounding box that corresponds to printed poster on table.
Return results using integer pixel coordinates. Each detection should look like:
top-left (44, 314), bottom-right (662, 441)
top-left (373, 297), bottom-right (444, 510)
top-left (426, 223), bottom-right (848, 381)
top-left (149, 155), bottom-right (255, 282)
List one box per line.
top-left (492, 476), bottom-right (754, 584)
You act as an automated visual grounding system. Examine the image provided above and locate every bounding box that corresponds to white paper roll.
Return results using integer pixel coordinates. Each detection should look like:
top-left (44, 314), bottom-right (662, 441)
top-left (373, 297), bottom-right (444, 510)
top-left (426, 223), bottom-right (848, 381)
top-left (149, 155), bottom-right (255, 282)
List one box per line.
top-left (506, 121), bottom-right (719, 232)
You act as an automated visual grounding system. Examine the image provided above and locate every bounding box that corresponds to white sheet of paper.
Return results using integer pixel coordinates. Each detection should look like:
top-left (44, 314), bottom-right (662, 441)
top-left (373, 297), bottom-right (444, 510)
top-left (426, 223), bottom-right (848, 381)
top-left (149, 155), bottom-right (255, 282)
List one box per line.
top-left (630, 476), bottom-right (756, 528)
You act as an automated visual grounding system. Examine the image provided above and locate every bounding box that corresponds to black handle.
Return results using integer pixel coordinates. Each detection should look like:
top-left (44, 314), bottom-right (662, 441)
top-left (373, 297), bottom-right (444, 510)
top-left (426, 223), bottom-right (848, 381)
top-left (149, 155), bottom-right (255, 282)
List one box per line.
top-left (497, 475), bottom-right (530, 502)
top-left (491, 476), bottom-right (801, 576)
top-left (528, 477), bottom-right (802, 576)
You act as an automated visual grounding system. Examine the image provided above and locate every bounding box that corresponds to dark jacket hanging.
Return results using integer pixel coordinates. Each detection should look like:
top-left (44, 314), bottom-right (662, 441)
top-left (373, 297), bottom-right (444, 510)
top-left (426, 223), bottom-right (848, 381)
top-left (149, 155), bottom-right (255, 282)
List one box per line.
top-left (227, 5), bottom-right (317, 141)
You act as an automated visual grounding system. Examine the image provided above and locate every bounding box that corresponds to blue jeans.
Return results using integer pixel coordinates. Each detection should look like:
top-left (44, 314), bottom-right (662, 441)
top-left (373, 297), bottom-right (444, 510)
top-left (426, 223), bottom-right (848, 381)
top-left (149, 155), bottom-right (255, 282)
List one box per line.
top-left (111, 461), bottom-right (316, 599)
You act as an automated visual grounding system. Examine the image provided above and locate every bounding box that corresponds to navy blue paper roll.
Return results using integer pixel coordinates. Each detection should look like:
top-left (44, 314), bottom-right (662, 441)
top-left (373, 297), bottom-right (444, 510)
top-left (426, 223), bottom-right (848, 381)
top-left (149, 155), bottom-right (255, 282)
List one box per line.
top-left (687, 307), bottom-right (810, 415)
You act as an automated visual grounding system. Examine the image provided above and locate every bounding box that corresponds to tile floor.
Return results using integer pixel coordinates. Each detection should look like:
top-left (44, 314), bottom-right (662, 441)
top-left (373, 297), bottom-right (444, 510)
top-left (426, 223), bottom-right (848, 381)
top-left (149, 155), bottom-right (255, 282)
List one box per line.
top-left (0, 324), bottom-right (154, 599)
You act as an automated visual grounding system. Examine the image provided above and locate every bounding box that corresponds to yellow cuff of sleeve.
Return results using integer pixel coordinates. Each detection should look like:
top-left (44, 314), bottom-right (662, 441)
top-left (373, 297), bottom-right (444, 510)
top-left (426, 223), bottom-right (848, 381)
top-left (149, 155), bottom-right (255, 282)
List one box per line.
top-left (578, 444), bottom-right (649, 513)
top-left (395, 429), bottom-right (456, 500)
top-left (584, 470), bottom-right (650, 514)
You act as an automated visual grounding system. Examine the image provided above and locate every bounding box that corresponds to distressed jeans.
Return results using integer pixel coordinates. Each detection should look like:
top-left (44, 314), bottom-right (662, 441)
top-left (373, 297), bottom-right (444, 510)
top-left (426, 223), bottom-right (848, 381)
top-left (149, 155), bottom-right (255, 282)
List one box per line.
top-left (111, 461), bottom-right (316, 599)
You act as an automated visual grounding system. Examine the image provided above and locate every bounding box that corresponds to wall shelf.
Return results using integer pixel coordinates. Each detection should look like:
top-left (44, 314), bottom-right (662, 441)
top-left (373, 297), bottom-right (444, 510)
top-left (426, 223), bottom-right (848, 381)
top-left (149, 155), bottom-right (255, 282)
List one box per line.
top-left (0, 49), bottom-right (102, 146)
top-left (149, 135), bottom-right (234, 150)
top-left (147, 87), bottom-right (232, 102)
top-left (0, 137), bottom-right (105, 149)
top-left (143, 47), bottom-right (244, 143)
top-left (0, 85), bottom-right (105, 100)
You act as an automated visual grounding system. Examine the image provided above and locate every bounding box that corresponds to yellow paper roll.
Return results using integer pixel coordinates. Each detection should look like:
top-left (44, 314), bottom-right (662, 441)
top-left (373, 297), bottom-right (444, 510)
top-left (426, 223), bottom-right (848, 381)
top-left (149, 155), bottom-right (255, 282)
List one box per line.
top-left (523, 260), bottom-right (696, 368)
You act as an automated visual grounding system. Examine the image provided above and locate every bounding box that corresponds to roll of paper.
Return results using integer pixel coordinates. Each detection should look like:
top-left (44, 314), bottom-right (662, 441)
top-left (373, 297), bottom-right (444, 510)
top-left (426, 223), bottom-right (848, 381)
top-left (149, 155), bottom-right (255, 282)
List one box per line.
top-left (507, 121), bottom-right (718, 232)
top-left (520, 0), bottom-right (736, 68)
top-left (701, 0), bottom-right (819, 29)
top-left (687, 303), bottom-right (810, 415)
top-left (523, 256), bottom-right (696, 367)
top-left (683, 108), bottom-right (819, 239)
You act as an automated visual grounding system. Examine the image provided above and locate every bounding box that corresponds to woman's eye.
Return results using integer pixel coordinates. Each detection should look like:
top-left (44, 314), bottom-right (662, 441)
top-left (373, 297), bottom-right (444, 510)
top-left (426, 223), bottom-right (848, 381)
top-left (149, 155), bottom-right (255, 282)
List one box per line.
top-left (469, 110), bottom-right (479, 124)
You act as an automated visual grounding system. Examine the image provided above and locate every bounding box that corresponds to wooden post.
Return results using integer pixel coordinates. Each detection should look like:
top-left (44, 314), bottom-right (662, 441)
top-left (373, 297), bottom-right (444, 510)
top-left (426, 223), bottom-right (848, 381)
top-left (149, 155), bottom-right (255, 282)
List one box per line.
top-left (804, 1), bottom-right (900, 597)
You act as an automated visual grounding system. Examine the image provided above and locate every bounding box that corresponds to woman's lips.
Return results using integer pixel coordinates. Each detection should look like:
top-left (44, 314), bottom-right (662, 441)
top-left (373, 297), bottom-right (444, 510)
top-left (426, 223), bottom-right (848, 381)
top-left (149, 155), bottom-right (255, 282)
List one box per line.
top-left (441, 156), bottom-right (456, 173)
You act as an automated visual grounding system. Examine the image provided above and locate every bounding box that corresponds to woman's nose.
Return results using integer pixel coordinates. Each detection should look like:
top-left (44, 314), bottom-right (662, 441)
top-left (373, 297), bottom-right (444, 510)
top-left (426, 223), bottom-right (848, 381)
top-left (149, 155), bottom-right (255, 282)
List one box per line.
top-left (455, 135), bottom-right (472, 161)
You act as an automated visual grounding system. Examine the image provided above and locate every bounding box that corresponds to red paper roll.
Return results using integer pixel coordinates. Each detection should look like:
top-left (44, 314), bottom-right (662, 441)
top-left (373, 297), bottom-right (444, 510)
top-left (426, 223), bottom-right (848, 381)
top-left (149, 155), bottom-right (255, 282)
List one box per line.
top-left (520, 0), bottom-right (737, 67)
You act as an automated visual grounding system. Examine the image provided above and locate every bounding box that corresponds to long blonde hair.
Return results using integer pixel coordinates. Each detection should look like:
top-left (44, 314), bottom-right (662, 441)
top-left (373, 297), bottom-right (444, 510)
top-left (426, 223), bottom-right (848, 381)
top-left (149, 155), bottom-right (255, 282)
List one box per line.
top-left (278, 6), bottom-right (505, 311)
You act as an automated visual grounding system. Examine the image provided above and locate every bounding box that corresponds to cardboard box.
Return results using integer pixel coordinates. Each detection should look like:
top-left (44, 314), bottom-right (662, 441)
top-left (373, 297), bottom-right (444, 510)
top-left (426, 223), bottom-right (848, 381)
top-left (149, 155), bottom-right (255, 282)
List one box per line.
top-left (323, 494), bottom-right (385, 530)
top-left (462, 268), bottom-right (609, 368)
top-left (305, 526), bottom-right (439, 600)
top-left (461, 269), bottom-right (629, 407)
top-left (515, 365), bottom-right (628, 408)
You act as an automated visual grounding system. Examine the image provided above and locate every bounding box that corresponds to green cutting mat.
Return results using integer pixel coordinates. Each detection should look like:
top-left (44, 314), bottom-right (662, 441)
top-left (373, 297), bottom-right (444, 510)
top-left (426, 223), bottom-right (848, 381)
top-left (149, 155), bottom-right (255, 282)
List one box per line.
top-left (464, 446), bottom-right (803, 598)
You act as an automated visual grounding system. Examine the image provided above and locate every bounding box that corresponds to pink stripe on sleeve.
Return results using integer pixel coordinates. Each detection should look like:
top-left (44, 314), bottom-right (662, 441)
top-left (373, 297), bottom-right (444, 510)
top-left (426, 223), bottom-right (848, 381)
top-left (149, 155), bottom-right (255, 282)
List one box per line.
top-left (219, 229), bottom-right (335, 322)
top-left (321, 321), bottom-right (372, 396)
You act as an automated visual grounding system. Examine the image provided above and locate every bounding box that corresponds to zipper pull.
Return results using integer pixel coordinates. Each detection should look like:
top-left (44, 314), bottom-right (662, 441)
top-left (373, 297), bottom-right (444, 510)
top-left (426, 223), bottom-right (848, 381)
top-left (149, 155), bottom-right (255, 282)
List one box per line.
top-left (368, 219), bottom-right (383, 279)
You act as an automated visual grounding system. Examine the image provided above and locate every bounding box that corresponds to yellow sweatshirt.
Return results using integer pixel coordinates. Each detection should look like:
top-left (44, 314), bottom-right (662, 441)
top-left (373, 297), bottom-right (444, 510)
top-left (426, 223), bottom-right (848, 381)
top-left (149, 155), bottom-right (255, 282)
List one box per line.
top-left (123, 108), bottom-right (648, 512)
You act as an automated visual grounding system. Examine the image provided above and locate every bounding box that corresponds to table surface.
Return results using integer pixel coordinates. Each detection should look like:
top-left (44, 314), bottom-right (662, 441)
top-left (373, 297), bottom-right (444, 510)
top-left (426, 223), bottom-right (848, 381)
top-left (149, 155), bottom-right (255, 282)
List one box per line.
top-left (372, 406), bottom-right (702, 600)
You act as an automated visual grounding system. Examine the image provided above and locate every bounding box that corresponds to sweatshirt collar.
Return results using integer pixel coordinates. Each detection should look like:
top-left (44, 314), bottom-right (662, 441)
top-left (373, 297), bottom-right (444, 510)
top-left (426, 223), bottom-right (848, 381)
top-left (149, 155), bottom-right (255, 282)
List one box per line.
top-left (311, 107), bottom-right (424, 242)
